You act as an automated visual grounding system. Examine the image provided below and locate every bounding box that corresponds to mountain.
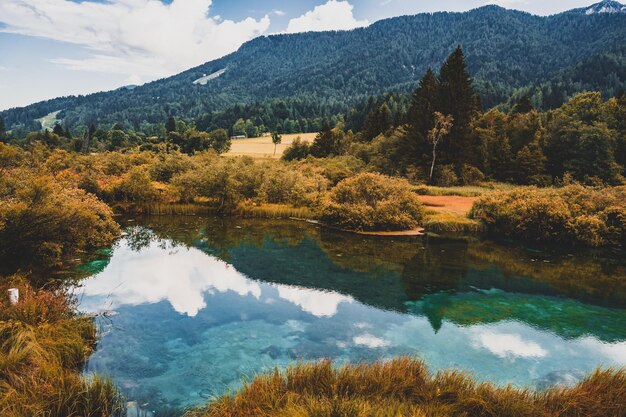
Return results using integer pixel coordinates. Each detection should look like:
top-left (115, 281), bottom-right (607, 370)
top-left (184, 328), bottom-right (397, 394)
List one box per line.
top-left (2, 3), bottom-right (626, 135)
top-left (575, 0), bottom-right (626, 14)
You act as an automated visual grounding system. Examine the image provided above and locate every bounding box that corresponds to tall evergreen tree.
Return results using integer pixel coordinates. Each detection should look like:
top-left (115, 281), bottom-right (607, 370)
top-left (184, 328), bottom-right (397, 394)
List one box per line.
top-left (438, 46), bottom-right (478, 165)
top-left (408, 68), bottom-right (439, 137)
top-left (165, 116), bottom-right (176, 133)
top-left (406, 68), bottom-right (439, 165)
top-left (512, 94), bottom-right (534, 114)
top-left (52, 122), bottom-right (64, 137)
top-left (0, 116), bottom-right (5, 139)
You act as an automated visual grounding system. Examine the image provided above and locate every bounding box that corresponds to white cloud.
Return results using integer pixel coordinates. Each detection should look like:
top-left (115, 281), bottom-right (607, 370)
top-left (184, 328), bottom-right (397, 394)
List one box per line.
top-left (471, 329), bottom-right (547, 359)
top-left (78, 239), bottom-right (261, 317)
top-left (0, 0), bottom-right (270, 80)
top-left (353, 333), bottom-right (391, 348)
top-left (274, 284), bottom-right (353, 317)
top-left (272, 9), bottom-right (286, 16)
top-left (285, 0), bottom-right (368, 34)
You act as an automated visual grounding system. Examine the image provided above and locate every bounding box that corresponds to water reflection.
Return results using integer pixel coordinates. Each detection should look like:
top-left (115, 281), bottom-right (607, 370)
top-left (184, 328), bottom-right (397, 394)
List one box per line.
top-left (78, 217), bottom-right (626, 414)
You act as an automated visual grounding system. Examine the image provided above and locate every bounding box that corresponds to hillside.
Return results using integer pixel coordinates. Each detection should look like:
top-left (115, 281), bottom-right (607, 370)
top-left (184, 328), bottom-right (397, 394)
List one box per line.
top-left (2, 2), bottom-right (626, 134)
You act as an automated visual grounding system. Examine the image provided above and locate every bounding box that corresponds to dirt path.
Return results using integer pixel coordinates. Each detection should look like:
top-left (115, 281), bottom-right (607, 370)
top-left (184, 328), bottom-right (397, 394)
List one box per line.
top-left (418, 195), bottom-right (478, 216)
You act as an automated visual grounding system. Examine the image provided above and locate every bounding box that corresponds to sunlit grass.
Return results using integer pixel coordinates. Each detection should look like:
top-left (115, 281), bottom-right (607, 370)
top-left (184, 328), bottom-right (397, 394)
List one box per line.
top-left (187, 358), bottom-right (626, 417)
top-left (415, 182), bottom-right (515, 197)
top-left (0, 279), bottom-right (125, 417)
top-left (424, 211), bottom-right (485, 234)
top-left (236, 203), bottom-right (317, 219)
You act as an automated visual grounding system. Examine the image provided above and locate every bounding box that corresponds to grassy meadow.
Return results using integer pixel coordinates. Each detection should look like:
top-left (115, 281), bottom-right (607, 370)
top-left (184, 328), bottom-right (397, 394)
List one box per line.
top-left (226, 132), bottom-right (317, 159)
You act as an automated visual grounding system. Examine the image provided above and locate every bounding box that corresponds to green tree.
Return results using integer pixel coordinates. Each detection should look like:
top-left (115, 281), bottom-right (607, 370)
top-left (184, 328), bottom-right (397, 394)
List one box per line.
top-left (310, 122), bottom-right (348, 158)
top-left (514, 140), bottom-right (546, 184)
top-left (406, 69), bottom-right (439, 165)
top-left (271, 132), bottom-right (282, 155)
top-left (545, 92), bottom-right (623, 184)
top-left (512, 94), bottom-right (534, 114)
top-left (282, 137), bottom-right (311, 161)
top-left (363, 103), bottom-right (393, 140)
top-left (108, 129), bottom-right (127, 150)
top-left (438, 46), bottom-right (479, 165)
top-left (232, 118), bottom-right (247, 137)
top-left (209, 128), bottom-right (231, 154)
top-left (408, 68), bottom-right (439, 138)
top-left (0, 116), bottom-right (5, 139)
top-left (52, 122), bottom-right (64, 137)
top-left (165, 116), bottom-right (177, 133)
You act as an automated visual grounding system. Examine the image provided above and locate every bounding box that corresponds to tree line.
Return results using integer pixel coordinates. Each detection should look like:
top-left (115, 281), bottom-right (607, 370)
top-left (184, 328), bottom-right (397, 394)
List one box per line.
top-left (1, 46), bottom-right (624, 187)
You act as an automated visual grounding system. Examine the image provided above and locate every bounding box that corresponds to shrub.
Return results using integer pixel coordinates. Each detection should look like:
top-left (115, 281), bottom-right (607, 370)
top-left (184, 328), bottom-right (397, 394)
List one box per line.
top-left (295, 155), bottom-right (365, 185)
top-left (0, 176), bottom-right (120, 268)
top-left (282, 137), bottom-right (311, 161)
top-left (459, 164), bottom-right (485, 185)
top-left (149, 152), bottom-right (193, 182)
top-left (432, 164), bottom-right (458, 186)
top-left (108, 166), bottom-right (158, 203)
top-left (470, 185), bottom-right (626, 246)
top-left (320, 173), bottom-right (424, 231)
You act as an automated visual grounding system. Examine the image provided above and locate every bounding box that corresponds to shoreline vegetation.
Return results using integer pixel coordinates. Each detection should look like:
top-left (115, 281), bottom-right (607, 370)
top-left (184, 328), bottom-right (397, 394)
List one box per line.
top-left (187, 359), bottom-right (626, 417)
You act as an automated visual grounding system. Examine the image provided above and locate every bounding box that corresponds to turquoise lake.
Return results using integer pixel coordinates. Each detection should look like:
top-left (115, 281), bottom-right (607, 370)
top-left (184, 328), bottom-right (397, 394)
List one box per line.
top-left (76, 216), bottom-right (626, 415)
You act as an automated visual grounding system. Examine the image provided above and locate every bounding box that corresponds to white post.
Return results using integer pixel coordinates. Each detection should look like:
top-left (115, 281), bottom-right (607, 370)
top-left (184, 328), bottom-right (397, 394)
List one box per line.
top-left (8, 288), bottom-right (19, 305)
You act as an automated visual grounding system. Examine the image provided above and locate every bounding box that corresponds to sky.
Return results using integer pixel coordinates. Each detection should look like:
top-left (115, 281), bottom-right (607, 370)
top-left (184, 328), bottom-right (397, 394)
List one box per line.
top-left (0, 0), bottom-right (596, 111)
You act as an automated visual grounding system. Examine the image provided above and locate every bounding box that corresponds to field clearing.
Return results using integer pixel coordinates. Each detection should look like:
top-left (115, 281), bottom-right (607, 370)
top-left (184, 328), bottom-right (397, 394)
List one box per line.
top-left (36, 110), bottom-right (61, 131)
top-left (226, 132), bottom-right (317, 159)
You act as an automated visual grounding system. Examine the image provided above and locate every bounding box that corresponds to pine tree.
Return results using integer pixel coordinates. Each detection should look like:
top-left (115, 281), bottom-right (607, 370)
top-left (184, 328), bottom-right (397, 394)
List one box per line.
top-left (52, 122), bottom-right (64, 136)
top-left (406, 68), bottom-right (439, 166)
top-left (515, 140), bottom-right (546, 184)
top-left (378, 103), bottom-right (393, 135)
top-left (0, 116), bottom-right (5, 139)
top-left (408, 68), bottom-right (439, 137)
top-left (512, 94), bottom-right (534, 114)
top-left (165, 116), bottom-right (176, 133)
top-left (438, 46), bottom-right (478, 165)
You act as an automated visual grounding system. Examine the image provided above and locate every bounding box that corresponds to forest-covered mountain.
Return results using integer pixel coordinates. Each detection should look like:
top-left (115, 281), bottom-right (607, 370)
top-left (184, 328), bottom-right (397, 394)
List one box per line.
top-left (2, 2), bottom-right (626, 134)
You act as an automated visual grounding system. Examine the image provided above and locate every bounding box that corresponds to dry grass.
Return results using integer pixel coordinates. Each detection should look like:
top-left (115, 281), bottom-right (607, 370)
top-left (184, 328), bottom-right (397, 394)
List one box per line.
top-left (0, 278), bottom-right (125, 417)
top-left (186, 358), bottom-right (625, 417)
top-left (414, 183), bottom-right (515, 197)
top-left (424, 211), bottom-right (485, 234)
top-left (236, 203), bottom-right (317, 219)
top-left (226, 133), bottom-right (317, 160)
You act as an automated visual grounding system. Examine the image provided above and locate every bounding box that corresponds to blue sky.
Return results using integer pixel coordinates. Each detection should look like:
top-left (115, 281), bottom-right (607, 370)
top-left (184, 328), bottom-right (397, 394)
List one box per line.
top-left (0, 0), bottom-right (594, 110)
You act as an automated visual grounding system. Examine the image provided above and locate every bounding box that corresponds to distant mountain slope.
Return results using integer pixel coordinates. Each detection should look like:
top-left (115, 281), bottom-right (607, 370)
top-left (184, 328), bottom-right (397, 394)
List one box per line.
top-left (571, 0), bottom-right (626, 14)
top-left (2, 2), bottom-right (626, 133)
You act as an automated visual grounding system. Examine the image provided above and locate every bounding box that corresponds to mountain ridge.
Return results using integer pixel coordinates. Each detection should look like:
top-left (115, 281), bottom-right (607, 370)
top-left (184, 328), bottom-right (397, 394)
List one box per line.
top-left (2, 2), bottom-right (626, 134)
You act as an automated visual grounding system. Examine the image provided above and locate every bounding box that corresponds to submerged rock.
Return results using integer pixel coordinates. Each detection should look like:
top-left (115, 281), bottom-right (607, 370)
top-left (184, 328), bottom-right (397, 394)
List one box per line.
top-left (534, 369), bottom-right (586, 390)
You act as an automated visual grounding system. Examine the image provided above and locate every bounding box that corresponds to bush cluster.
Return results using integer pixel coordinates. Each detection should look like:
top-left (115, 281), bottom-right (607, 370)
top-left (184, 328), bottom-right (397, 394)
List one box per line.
top-left (470, 185), bottom-right (626, 246)
top-left (0, 174), bottom-right (120, 268)
top-left (320, 173), bottom-right (424, 231)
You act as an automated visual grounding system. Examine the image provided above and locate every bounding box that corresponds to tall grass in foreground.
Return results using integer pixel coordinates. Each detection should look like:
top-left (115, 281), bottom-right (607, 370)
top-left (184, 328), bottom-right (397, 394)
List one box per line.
top-left (0, 279), bottom-right (125, 417)
top-left (187, 358), bottom-right (625, 417)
